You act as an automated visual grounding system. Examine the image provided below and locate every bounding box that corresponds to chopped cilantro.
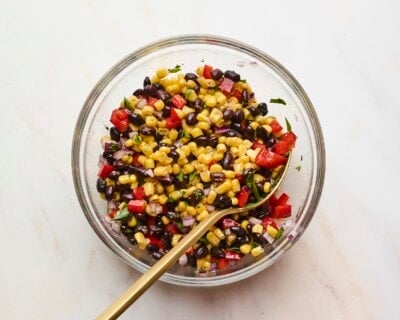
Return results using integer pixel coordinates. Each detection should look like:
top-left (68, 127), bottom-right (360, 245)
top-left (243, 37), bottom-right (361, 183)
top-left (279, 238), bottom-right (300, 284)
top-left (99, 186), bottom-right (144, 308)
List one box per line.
top-left (194, 189), bottom-right (204, 200)
top-left (176, 221), bottom-right (184, 230)
top-left (133, 133), bottom-right (142, 144)
top-left (198, 236), bottom-right (208, 244)
top-left (285, 117), bottom-right (292, 132)
top-left (177, 171), bottom-right (184, 182)
top-left (246, 171), bottom-right (260, 201)
top-left (239, 79), bottom-right (247, 83)
top-left (189, 170), bottom-right (198, 183)
top-left (184, 89), bottom-right (193, 100)
top-left (295, 165), bottom-right (301, 171)
top-left (107, 143), bottom-right (119, 152)
top-left (113, 207), bottom-right (131, 221)
top-left (275, 227), bottom-right (284, 239)
top-left (230, 247), bottom-right (241, 252)
top-left (179, 130), bottom-right (191, 139)
top-left (124, 97), bottom-right (133, 110)
top-left (300, 155), bottom-right (303, 161)
top-left (167, 196), bottom-right (175, 203)
top-left (104, 124), bottom-right (109, 130)
top-left (270, 98), bottom-right (287, 105)
top-left (168, 65), bottom-right (181, 73)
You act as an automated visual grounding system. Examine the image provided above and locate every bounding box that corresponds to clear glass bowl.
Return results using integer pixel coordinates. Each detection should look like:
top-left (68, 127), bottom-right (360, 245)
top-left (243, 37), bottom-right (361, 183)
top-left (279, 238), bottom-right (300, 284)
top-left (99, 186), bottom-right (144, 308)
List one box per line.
top-left (72, 35), bottom-right (325, 286)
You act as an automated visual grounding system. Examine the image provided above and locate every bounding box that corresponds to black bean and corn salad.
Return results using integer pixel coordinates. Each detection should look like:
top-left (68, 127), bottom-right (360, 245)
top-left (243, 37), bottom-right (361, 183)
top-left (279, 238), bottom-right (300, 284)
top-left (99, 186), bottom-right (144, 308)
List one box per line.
top-left (97, 64), bottom-right (297, 273)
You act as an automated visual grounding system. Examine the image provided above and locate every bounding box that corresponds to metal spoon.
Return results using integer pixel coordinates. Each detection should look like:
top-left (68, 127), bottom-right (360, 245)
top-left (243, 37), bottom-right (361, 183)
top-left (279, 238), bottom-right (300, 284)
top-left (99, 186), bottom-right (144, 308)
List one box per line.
top-left (97, 153), bottom-right (291, 320)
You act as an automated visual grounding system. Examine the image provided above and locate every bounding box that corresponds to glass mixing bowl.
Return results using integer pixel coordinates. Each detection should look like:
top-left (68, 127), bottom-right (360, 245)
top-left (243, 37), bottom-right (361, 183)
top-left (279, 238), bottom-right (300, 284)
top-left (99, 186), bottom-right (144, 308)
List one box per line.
top-left (72, 35), bottom-right (325, 286)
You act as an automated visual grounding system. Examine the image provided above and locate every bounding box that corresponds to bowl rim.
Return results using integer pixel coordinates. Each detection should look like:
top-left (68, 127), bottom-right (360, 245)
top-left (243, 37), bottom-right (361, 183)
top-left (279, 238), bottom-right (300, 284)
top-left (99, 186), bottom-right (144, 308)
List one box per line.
top-left (72, 34), bottom-right (325, 286)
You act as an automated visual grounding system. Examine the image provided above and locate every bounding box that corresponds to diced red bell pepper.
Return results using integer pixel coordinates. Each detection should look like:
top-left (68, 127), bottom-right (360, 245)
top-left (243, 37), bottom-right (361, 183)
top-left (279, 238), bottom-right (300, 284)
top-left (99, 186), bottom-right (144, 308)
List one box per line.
top-left (132, 186), bottom-right (145, 200)
top-left (132, 153), bottom-right (141, 167)
top-left (273, 204), bottom-right (292, 219)
top-left (147, 235), bottom-right (163, 248)
top-left (281, 131), bottom-right (297, 148)
top-left (171, 94), bottom-right (187, 109)
top-left (237, 187), bottom-right (250, 208)
top-left (222, 218), bottom-right (240, 229)
top-left (166, 108), bottom-right (182, 129)
top-left (230, 89), bottom-right (242, 102)
top-left (110, 108), bottom-right (130, 132)
top-left (215, 258), bottom-right (230, 269)
top-left (276, 193), bottom-right (289, 206)
top-left (273, 140), bottom-right (291, 155)
top-left (261, 217), bottom-right (278, 230)
top-left (127, 200), bottom-right (146, 214)
top-left (224, 250), bottom-right (242, 260)
top-left (165, 223), bottom-right (180, 235)
top-left (251, 141), bottom-right (266, 150)
top-left (98, 164), bottom-right (114, 178)
top-left (203, 64), bottom-right (213, 79)
top-left (255, 149), bottom-right (287, 169)
top-left (147, 97), bottom-right (158, 106)
top-left (108, 208), bottom-right (118, 219)
top-left (219, 78), bottom-right (235, 95)
top-left (268, 194), bottom-right (278, 206)
top-left (269, 119), bottom-right (283, 134)
top-left (186, 247), bottom-right (194, 254)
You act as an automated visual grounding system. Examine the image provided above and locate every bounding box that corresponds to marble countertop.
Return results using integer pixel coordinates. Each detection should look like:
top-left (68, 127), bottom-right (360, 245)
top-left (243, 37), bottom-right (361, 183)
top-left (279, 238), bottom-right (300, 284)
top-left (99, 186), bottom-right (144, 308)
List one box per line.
top-left (1, 1), bottom-right (399, 319)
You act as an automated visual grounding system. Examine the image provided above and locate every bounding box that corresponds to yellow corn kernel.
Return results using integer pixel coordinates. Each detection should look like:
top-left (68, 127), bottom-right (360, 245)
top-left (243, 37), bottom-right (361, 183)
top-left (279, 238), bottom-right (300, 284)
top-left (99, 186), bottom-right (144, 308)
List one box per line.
top-left (117, 175), bottom-right (130, 185)
top-left (216, 181), bottom-right (232, 194)
top-left (130, 181), bottom-right (138, 189)
top-left (153, 99), bottom-right (164, 111)
top-left (210, 164), bottom-right (223, 173)
top-left (178, 157), bottom-right (188, 166)
top-left (180, 145), bottom-right (191, 157)
top-left (124, 139), bottom-right (134, 148)
top-left (209, 108), bottom-right (223, 123)
top-left (196, 210), bottom-right (209, 221)
top-left (241, 220), bottom-right (249, 230)
top-left (249, 121), bottom-right (259, 130)
top-left (186, 206), bottom-right (196, 216)
top-left (206, 189), bottom-right (217, 204)
top-left (196, 66), bottom-right (204, 76)
top-left (198, 154), bottom-right (212, 165)
top-left (267, 225), bottom-right (278, 238)
top-left (216, 93), bottom-right (227, 105)
top-left (182, 106), bottom-right (194, 116)
top-left (226, 234), bottom-right (237, 246)
top-left (177, 201), bottom-right (187, 212)
top-left (171, 234), bottom-right (183, 247)
top-left (154, 166), bottom-right (169, 176)
top-left (142, 105), bottom-right (154, 116)
top-left (261, 182), bottom-right (270, 193)
top-left (166, 185), bottom-right (175, 193)
top-left (121, 154), bottom-right (130, 162)
top-left (149, 195), bottom-right (159, 202)
top-left (156, 183), bottom-right (164, 194)
top-left (240, 244), bottom-right (252, 255)
top-left (161, 216), bottom-right (170, 225)
top-left (205, 95), bottom-right (217, 107)
top-left (134, 232), bottom-right (145, 244)
top-left (200, 261), bottom-right (211, 272)
top-left (171, 163), bottom-right (180, 175)
top-left (156, 67), bottom-right (168, 79)
top-left (169, 190), bottom-right (182, 201)
top-left (129, 174), bottom-right (137, 183)
top-left (206, 232), bottom-right (220, 247)
top-left (196, 113), bottom-right (208, 122)
top-left (145, 115), bottom-right (158, 127)
top-left (230, 147), bottom-right (239, 157)
top-left (199, 171), bottom-right (211, 182)
top-left (190, 127), bottom-right (203, 138)
top-left (159, 194), bottom-right (168, 205)
top-left (197, 121), bottom-right (210, 131)
top-left (196, 204), bottom-right (206, 214)
top-left (231, 179), bottom-right (241, 193)
top-left (244, 162), bottom-right (256, 170)
top-left (272, 165), bottom-right (284, 178)
top-left (143, 182), bottom-right (154, 196)
top-left (254, 174), bottom-right (265, 184)
top-left (212, 152), bottom-right (224, 162)
top-left (233, 163), bottom-right (244, 175)
top-left (213, 228), bottom-right (225, 240)
top-left (252, 224), bottom-right (264, 234)
top-left (166, 129), bottom-right (177, 141)
top-left (223, 170), bottom-right (236, 179)
top-left (251, 246), bottom-right (264, 257)
top-left (231, 197), bottom-right (238, 206)
top-left (186, 89), bottom-right (197, 102)
top-left (160, 138), bottom-right (172, 146)
top-left (143, 158), bottom-right (155, 169)
top-left (186, 79), bottom-right (198, 89)
top-left (127, 216), bottom-right (137, 227)
top-left (182, 163), bottom-right (194, 174)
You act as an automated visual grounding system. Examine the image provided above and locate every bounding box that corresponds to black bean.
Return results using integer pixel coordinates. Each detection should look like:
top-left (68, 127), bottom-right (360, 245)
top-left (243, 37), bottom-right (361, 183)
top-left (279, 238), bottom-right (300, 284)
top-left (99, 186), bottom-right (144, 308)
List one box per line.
top-left (143, 76), bottom-right (151, 87)
top-left (115, 182), bottom-right (131, 193)
top-left (231, 226), bottom-right (246, 236)
top-left (120, 223), bottom-right (129, 235)
top-left (155, 215), bottom-right (164, 228)
top-left (186, 113), bottom-right (198, 125)
top-left (223, 108), bottom-right (234, 121)
top-left (140, 126), bottom-right (156, 136)
top-left (265, 136), bottom-right (276, 148)
top-left (211, 68), bottom-right (223, 80)
top-left (105, 185), bottom-right (115, 201)
top-left (193, 98), bottom-right (203, 113)
top-left (246, 223), bottom-right (253, 234)
top-left (109, 127), bottom-right (120, 141)
top-left (241, 89), bottom-right (249, 107)
top-left (194, 135), bottom-right (208, 146)
top-left (210, 247), bottom-right (226, 259)
top-left (224, 70), bottom-right (241, 82)
top-left (127, 234), bottom-right (136, 244)
top-left (128, 113), bottom-right (145, 126)
top-left (136, 212), bottom-right (147, 222)
top-left (243, 126), bottom-right (255, 141)
top-left (151, 226), bottom-right (164, 238)
top-left (156, 89), bottom-right (170, 101)
top-left (162, 232), bottom-right (172, 249)
top-left (258, 167), bottom-right (272, 179)
top-left (256, 126), bottom-right (269, 141)
top-left (153, 83), bottom-right (164, 90)
top-left (253, 207), bottom-right (268, 219)
top-left (162, 105), bottom-right (172, 118)
top-left (224, 129), bottom-right (241, 137)
top-left (234, 235), bottom-right (250, 246)
top-left (184, 73), bottom-right (198, 81)
top-left (103, 152), bottom-right (115, 165)
top-left (157, 174), bottom-right (174, 185)
top-left (186, 253), bottom-right (196, 267)
top-left (195, 244), bottom-right (209, 258)
top-left (121, 192), bottom-right (134, 203)
top-left (221, 152), bottom-right (234, 170)
top-left (133, 88), bottom-right (144, 96)
top-left (219, 239), bottom-right (228, 249)
top-left (127, 165), bottom-right (151, 177)
top-left (187, 190), bottom-right (204, 206)
top-left (232, 110), bottom-right (244, 123)
top-left (168, 150), bottom-right (179, 162)
top-left (211, 173), bottom-right (225, 183)
top-left (146, 244), bottom-right (159, 253)
top-left (108, 171), bottom-right (119, 181)
top-left (135, 225), bottom-right (149, 235)
top-left (214, 194), bottom-right (232, 209)
top-left (96, 178), bottom-right (106, 193)
top-left (114, 160), bottom-right (127, 171)
top-left (143, 84), bottom-right (158, 97)
top-left (248, 106), bottom-right (261, 117)
top-left (230, 122), bottom-right (242, 133)
top-left (208, 135), bottom-right (218, 148)
top-left (257, 102), bottom-right (268, 115)
top-left (152, 251), bottom-right (164, 260)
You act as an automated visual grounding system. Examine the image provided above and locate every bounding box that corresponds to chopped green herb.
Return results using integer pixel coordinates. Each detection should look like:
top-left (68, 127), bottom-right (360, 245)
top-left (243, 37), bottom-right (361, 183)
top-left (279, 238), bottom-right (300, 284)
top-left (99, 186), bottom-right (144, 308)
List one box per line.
top-left (168, 65), bottom-right (181, 73)
top-left (179, 130), bottom-right (191, 139)
top-left (167, 196), bottom-right (175, 203)
top-left (250, 242), bottom-right (258, 249)
top-left (200, 58), bottom-right (205, 63)
top-left (194, 189), bottom-right (204, 200)
top-left (198, 236), bottom-right (208, 244)
top-left (295, 165), bottom-right (301, 171)
top-left (285, 117), bottom-right (292, 132)
top-left (133, 133), bottom-right (142, 144)
top-left (270, 98), bottom-right (287, 105)
top-left (176, 221), bottom-right (184, 230)
top-left (104, 124), bottom-right (109, 130)
top-left (177, 171), bottom-right (184, 182)
top-left (300, 155), bottom-right (303, 161)
top-left (230, 247), bottom-right (241, 252)
top-left (184, 89), bottom-right (193, 100)
top-left (275, 227), bottom-right (284, 239)
top-left (113, 207), bottom-right (131, 221)
top-left (108, 143), bottom-right (119, 152)
top-left (189, 170), bottom-right (198, 183)
top-left (239, 79), bottom-right (247, 83)
top-left (124, 97), bottom-right (133, 110)
top-left (246, 171), bottom-right (260, 201)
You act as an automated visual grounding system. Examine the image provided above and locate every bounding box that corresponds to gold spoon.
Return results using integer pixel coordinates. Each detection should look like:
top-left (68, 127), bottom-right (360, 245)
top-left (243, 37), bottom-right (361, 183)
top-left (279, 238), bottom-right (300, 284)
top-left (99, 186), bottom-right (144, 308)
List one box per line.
top-left (97, 153), bottom-right (291, 320)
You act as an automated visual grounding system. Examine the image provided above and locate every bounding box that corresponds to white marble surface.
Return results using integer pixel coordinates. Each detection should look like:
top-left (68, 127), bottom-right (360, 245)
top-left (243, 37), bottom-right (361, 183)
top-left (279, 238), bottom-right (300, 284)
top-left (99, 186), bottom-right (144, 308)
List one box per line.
top-left (1, 0), bottom-right (399, 319)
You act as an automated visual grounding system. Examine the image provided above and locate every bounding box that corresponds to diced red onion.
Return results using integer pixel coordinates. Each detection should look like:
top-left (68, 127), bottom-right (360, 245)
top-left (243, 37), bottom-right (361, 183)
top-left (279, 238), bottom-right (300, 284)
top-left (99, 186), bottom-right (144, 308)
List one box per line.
top-left (262, 232), bottom-right (275, 244)
top-left (149, 202), bottom-right (163, 215)
top-left (210, 263), bottom-right (217, 271)
top-left (182, 216), bottom-right (196, 227)
top-left (214, 126), bottom-right (230, 134)
top-left (203, 188), bottom-right (210, 196)
top-left (179, 254), bottom-right (188, 266)
top-left (120, 137), bottom-right (127, 145)
top-left (224, 229), bottom-right (232, 236)
top-left (113, 149), bottom-right (133, 160)
top-left (102, 140), bottom-right (113, 149)
top-left (206, 205), bottom-right (215, 212)
top-left (136, 98), bottom-right (147, 109)
top-left (249, 217), bottom-right (262, 225)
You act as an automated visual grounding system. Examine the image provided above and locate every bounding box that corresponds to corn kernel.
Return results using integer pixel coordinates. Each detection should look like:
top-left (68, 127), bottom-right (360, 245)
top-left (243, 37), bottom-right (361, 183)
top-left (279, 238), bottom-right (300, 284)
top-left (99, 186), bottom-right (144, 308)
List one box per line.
top-left (182, 163), bottom-right (194, 174)
top-left (143, 182), bottom-right (154, 196)
top-left (210, 164), bottom-right (223, 173)
top-left (207, 232), bottom-right (220, 247)
top-left (226, 234), bottom-right (237, 246)
top-left (159, 194), bottom-right (168, 205)
top-left (171, 163), bottom-right (180, 175)
top-left (216, 181), bottom-right (232, 194)
top-left (177, 201), bottom-right (187, 212)
top-left (233, 163), bottom-right (244, 175)
top-left (266, 225), bottom-right (278, 238)
top-left (223, 170), bottom-right (236, 179)
top-left (240, 244), bottom-right (252, 254)
top-left (205, 95), bottom-right (217, 107)
top-left (121, 154), bottom-right (130, 162)
top-left (206, 189), bottom-right (217, 204)
top-left (190, 127), bottom-right (203, 138)
top-left (129, 174), bottom-right (137, 183)
top-left (252, 224), bottom-right (264, 234)
top-left (196, 210), bottom-right (209, 221)
top-left (200, 261), bottom-right (211, 272)
top-left (199, 171), bottom-right (211, 182)
top-left (145, 115), bottom-right (158, 127)
top-left (142, 105), bottom-right (154, 116)
top-left (154, 166), bottom-right (169, 176)
top-left (118, 175), bottom-right (130, 184)
top-left (182, 106), bottom-right (195, 116)
top-left (216, 93), bottom-right (227, 105)
top-left (161, 216), bottom-right (170, 225)
top-left (212, 152), bottom-right (224, 161)
top-left (254, 174), bottom-right (265, 184)
top-left (231, 197), bottom-right (238, 206)
top-left (231, 179), bottom-right (241, 193)
top-left (166, 185), bottom-right (175, 193)
top-left (197, 121), bottom-right (210, 131)
top-left (251, 246), bottom-right (264, 257)
top-left (124, 139), bottom-right (134, 148)
top-left (144, 158), bottom-right (155, 169)
top-left (156, 182), bottom-right (164, 194)
top-left (156, 67), bottom-right (168, 79)
top-left (198, 154), bottom-right (212, 165)
top-left (134, 232), bottom-right (145, 244)
top-left (126, 216), bottom-right (137, 228)
top-left (169, 190), bottom-right (182, 201)
top-left (240, 220), bottom-right (249, 230)
top-left (172, 234), bottom-right (183, 247)
top-left (152, 99), bottom-right (164, 111)
top-left (213, 228), bottom-right (225, 240)
top-left (186, 206), bottom-right (196, 216)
